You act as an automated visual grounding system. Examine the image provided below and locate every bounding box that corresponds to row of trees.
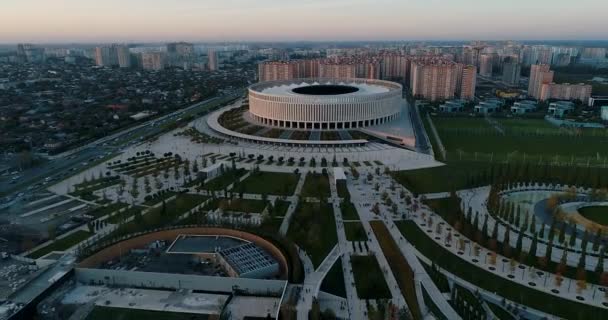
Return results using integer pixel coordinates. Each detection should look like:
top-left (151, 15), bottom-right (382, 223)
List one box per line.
top-left (441, 192), bottom-right (608, 286)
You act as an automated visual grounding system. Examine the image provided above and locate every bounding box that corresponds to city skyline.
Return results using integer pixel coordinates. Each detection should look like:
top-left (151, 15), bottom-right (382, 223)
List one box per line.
top-left (2, 0), bottom-right (608, 43)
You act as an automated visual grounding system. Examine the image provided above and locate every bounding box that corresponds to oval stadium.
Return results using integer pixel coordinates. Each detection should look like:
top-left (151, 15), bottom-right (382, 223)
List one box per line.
top-left (248, 78), bottom-right (403, 130)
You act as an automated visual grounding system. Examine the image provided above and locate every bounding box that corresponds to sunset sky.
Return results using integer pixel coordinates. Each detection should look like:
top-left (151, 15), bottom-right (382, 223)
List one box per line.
top-left (1, 0), bottom-right (606, 43)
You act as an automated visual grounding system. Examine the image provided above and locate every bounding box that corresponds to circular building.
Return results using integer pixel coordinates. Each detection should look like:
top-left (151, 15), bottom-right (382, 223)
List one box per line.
top-left (248, 78), bottom-right (403, 130)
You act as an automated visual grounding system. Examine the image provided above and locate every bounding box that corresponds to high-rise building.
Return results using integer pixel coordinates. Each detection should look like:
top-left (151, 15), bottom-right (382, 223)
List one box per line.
top-left (410, 60), bottom-right (458, 101)
top-left (95, 46), bottom-right (115, 67)
top-left (479, 54), bottom-right (493, 77)
top-left (380, 54), bottom-right (408, 81)
top-left (296, 59), bottom-right (320, 78)
top-left (540, 83), bottom-right (592, 103)
top-left (258, 61), bottom-right (299, 82)
top-left (319, 61), bottom-right (356, 79)
top-left (116, 45), bottom-right (131, 68)
top-left (581, 48), bottom-right (607, 60)
top-left (208, 49), bottom-right (218, 71)
top-left (141, 52), bottom-right (166, 71)
top-left (167, 42), bottom-right (194, 56)
top-left (458, 65), bottom-right (477, 100)
top-left (502, 62), bottom-right (521, 85)
top-left (528, 64), bottom-right (554, 99)
top-left (95, 44), bottom-right (130, 67)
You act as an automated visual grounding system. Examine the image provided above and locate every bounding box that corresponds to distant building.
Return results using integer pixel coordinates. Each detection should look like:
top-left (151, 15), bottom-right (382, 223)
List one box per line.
top-left (528, 64), bottom-right (554, 99)
top-left (479, 54), bottom-right (493, 77)
top-left (319, 61), bottom-right (356, 79)
top-left (141, 52), bottom-right (166, 71)
top-left (540, 83), bottom-right (592, 103)
top-left (167, 42), bottom-right (194, 56)
top-left (208, 49), bottom-right (218, 71)
top-left (257, 61), bottom-right (299, 82)
top-left (502, 62), bottom-right (521, 85)
top-left (116, 45), bottom-right (131, 68)
top-left (95, 45), bottom-right (118, 67)
top-left (410, 60), bottom-right (458, 101)
top-left (458, 65), bottom-right (477, 101)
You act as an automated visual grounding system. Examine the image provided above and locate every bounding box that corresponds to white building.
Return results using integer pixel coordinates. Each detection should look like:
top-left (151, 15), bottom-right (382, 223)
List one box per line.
top-left (601, 106), bottom-right (608, 121)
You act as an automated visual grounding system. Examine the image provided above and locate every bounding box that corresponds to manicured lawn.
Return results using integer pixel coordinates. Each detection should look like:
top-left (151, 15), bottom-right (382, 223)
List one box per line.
top-left (238, 171), bottom-right (299, 196)
top-left (370, 221), bottom-right (422, 319)
top-left (487, 302), bottom-right (516, 320)
top-left (350, 255), bottom-right (392, 299)
top-left (344, 222), bottom-right (368, 242)
top-left (320, 259), bottom-right (347, 298)
top-left (260, 217), bottom-right (283, 234)
top-left (87, 202), bottom-right (129, 218)
top-left (203, 168), bottom-right (247, 191)
top-left (391, 161), bottom-right (491, 194)
top-left (432, 116), bottom-right (608, 164)
top-left (578, 206), bottom-right (608, 226)
top-left (85, 307), bottom-right (210, 320)
top-left (273, 199), bottom-right (291, 216)
top-left (301, 173), bottom-right (331, 198)
top-left (112, 194), bottom-right (208, 236)
top-left (396, 220), bottom-right (608, 320)
top-left (105, 206), bottom-right (144, 224)
top-left (336, 181), bottom-right (350, 199)
top-left (287, 202), bottom-right (337, 267)
top-left (218, 198), bottom-right (267, 213)
top-left (340, 201), bottom-right (360, 220)
top-left (28, 230), bottom-right (93, 258)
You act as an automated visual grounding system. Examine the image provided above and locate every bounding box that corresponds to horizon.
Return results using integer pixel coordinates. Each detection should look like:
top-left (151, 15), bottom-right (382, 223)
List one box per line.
top-left (2, 0), bottom-right (607, 43)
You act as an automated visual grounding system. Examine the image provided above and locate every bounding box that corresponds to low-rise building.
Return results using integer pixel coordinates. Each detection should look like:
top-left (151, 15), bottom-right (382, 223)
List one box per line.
top-left (600, 106), bottom-right (608, 121)
top-left (548, 101), bottom-right (575, 117)
top-left (439, 100), bottom-right (466, 113)
top-left (474, 100), bottom-right (502, 114)
top-left (511, 100), bottom-right (538, 114)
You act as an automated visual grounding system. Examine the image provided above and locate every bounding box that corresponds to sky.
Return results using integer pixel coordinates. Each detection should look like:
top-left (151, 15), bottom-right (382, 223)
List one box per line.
top-left (1, 0), bottom-right (607, 43)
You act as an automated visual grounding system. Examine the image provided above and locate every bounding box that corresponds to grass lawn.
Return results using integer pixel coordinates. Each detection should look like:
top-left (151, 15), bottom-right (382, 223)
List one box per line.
top-left (391, 161), bottom-right (491, 194)
top-left (105, 206), bottom-right (144, 224)
top-left (370, 221), bottom-right (422, 319)
top-left (350, 255), bottom-right (392, 299)
top-left (87, 202), bottom-right (129, 218)
top-left (344, 222), bottom-right (368, 242)
top-left (487, 302), bottom-right (516, 320)
top-left (301, 173), bottom-right (331, 198)
top-left (287, 201), bottom-right (337, 267)
top-left (273, 199), bottom-right (291, 216)
top-left (85, 307), bottom-right (210, 320)
top-left (336, 182), bottom-right (350, 199)
top-left (203, 168), bottom-right (246, 191)
top-left (259, 217), bottom-right (283, 234)
top-left (28, 230), bottom-right (93, 258)
top-left (218, 198), bottom-right (267, 213)
top-left (396, 220), bottom-right (608, 320)
top-left (320, 259), bottom-right (347, 298)
top-left (238, 171), bottom-right (299, 196)
top-left (340, 201), bottom-right (360, 220)
top-left (432, 116), bottom-right (608, 164)
top-left (112, 194), bottom-right (208, 236)
top-left (578, 206), bottom-right (608, 226)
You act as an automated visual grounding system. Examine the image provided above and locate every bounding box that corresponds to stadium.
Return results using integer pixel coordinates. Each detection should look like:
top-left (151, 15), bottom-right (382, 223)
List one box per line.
top-left (248, 78), bottom-right (403, 130)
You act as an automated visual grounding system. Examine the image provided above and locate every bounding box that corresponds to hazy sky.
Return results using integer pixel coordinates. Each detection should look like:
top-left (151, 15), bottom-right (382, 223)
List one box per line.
top-left (1, 0), bottom-right (607, 43)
